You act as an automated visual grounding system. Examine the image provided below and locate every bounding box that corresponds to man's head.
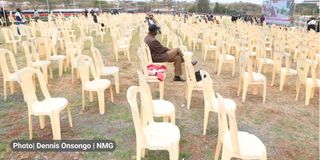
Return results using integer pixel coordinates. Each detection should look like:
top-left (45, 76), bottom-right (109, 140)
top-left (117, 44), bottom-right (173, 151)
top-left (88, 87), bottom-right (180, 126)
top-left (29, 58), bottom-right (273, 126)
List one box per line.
top-left (17, 8), bottom-right (21, 13)
top-left (148, 24), bottom-right (159, 36)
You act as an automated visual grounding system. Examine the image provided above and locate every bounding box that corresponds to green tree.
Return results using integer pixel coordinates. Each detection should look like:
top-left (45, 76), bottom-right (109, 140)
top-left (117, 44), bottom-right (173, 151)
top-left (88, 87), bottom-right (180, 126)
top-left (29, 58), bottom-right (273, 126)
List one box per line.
top-left (196, 0), bottom-right (210, 13)
top-left (93, 0), bottom-right (110, 9)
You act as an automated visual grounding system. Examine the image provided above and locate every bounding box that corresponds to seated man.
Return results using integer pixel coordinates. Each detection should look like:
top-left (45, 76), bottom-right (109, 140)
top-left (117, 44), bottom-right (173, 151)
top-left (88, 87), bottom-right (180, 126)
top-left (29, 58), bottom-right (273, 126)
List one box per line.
top-left (144, 24), bottom-right (197, 81)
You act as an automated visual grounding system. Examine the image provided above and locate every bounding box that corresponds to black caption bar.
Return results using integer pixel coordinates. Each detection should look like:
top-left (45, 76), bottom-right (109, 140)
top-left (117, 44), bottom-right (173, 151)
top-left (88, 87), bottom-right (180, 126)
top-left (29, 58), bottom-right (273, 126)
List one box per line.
top-left (11, 140), bottom-right (116, 152)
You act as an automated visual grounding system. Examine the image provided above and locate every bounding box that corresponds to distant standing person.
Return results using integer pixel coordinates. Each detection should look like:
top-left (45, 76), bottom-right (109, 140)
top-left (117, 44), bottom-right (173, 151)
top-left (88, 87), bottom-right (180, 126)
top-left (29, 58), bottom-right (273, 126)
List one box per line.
top-left (84, 9), bottom-right (88, 17)
top-left (90, 9), bottom-right (94, 17)
top-left (34, 9), bottom-right (39, 22)
top-left (15, 8), bottom-right (24, 35)
top-left (260, 15), bottom-right (265, 25)
top-left (307, 17), bottom-right (316, 31)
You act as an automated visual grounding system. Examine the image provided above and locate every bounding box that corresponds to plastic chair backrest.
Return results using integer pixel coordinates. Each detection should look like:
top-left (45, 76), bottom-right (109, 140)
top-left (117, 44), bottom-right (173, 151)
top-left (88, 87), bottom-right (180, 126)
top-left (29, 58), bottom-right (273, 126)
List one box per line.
top-left (91, 47), bottom-right (105, 75)
top-left (22, 41), bottom-right (36, 67)
top-left (143, 43), bottom-right (153, 64)
top-left (17, 67), bottom-right (50, 112)
top-left (74, 55), bottom-right (98, 85)
top-left (137, 71), bottom-right (155, 126)
top-left (0, 49), bottom-right (18, 80)
top-left (239, 51), bottom-right (253, 81)
top-left (1, 28), bottom-right (14, 42)
top-left (311, 62), bottom-right (318, 86)
top-left (127, 86), bottom-right (147, 145)
top-left (216, 93), bottom-right (240, 154)
top-left (35, 37), bottom-right (52, 60)
top-left (200, 70), bottom-right (217, 108)
top-left (184, 55), bottom-right (197, 85)
top-left (297, 58), bottom-right (311, 85)
top-left (137, 48), bottom-right (150, 78)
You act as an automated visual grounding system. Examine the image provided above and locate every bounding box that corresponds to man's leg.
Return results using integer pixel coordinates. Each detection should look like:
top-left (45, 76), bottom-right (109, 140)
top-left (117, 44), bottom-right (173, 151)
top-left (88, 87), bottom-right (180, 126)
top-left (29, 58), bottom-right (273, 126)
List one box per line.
top-left (167, 48), bottom-right (184, 75)
top-left (167, 48), bottom-right (184, 61)
top-left (168, 55), bottom-right (183, 76)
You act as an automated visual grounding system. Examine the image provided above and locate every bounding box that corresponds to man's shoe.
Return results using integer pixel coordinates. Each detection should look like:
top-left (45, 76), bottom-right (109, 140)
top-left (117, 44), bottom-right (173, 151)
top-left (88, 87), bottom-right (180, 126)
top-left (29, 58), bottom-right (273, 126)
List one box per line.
top-left (191, 60), bottom-right (198, 66)
top-left (173, 76), bottom-right (186, 82)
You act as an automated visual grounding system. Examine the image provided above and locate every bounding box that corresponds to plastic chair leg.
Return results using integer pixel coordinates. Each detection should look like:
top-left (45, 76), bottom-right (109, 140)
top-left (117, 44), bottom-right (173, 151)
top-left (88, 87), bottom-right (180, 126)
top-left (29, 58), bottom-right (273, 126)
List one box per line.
top-left (187, 87), bottom-right (193, 109)
top-left (3, 81), bottom-right (7, 101)
top-left (67, 105), bottom-right (73, 127)
top-left (39, 115), bottom-right (46, 129)
top-left (42, 65), bottom-right (48, 83)
top-left (295, 80), bottom-right (300, 101)
top-left (50, 113), bottom-right (61, 140)
top-left (232, 61), bottom-right (235, 77)
top-left (89, 91), bottom-right (94, 102)
top-left (97, 90), bottom-right (105, 114)
top-left (218, 61), bottom-right (223, 76)
top-left (136, 144), bottom-right (142, 160)
top-left (82, 89), bottom-right (85, 110)
top-left (214, 138), bottom-right (222, 160)
top-left (263, 81), bottom-right (267, 104)
top-left (279, 73), bottom-right (286, 91)
top-left (171, 112), bottom-right (176, 125)
top-left (242, 81), bottom-right (248, 103)
top-left (221, 148), bottom-right (231, 160)
top-left (159, 81), bottom-right (164, 99)
top-left (109, 87), bottom-right (114, 103)
top-left (203, 109), bottom-right (209, 135)
top-left (114, 73), bottom-right (120, 94)
top-left (58, 60), bottom-right (63, 77)
top-left (28, 114), bottom-right (33, 140)
top-left (305, 85), bottom-right (312, 105)
top-left (9, 81), bottom-right (14, 94)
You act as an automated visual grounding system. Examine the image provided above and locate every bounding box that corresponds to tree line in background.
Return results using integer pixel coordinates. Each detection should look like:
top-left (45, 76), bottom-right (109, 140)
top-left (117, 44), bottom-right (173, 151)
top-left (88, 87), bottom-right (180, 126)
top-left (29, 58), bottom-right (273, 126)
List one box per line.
top-left (5, 0), bottom-right (320, 17)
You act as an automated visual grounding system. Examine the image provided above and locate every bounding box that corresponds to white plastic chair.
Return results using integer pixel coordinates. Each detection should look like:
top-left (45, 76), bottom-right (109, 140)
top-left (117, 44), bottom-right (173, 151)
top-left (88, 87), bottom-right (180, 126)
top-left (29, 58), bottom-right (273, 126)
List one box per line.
top-left (184, 54), bottom-right (205, 109)
top-left (138, 71), bottom-right (175, 124)
top-left (17, 67), bottom-right (73, 140)
top-left (201, 70), bottom-right (237, 135)
top-left (127, 86), bottom-right (180, 160)
top-left (75, 55), bottom-right (114, 114)
top-left (91, 47), bottom-right (120, 94)
top-left (215, 93), bottom-right (267, 160)
top-left (137, 47), bottom-right (165, 99)
top-left (22, 41), bottom-right (51, 83)
top-left (0, 49), bottom-right (19, 100)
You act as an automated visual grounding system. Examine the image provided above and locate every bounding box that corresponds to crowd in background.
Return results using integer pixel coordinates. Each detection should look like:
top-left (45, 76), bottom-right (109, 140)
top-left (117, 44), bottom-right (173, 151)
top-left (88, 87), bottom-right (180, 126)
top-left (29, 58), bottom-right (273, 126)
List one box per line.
top-left (0, 7), bottom-right (319, 33)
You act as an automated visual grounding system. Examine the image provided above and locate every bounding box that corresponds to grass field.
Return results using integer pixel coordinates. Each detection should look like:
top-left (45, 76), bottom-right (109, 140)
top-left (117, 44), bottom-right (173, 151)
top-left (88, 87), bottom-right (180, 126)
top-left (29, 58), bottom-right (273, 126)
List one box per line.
top-left (0, 24), bottom-right (319, 160)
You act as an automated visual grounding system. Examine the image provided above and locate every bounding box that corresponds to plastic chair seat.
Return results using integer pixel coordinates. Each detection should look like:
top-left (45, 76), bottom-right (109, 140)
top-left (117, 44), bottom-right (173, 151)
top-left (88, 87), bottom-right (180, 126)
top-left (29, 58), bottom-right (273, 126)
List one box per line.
top-left (221, 54), bottom-right (235, 61)
top-left (31, 98), bottom-right (68, 115)
top-left (32, 61), bottom-right (51, 67)
top-left (102, 66), bottom-right (119, 75)
top-left (84, 79), bottom-right (111, 91)
top-left (144, 122), bottom-right (180, 149)
top-left (119, 44), bottom-right (129, 49)
top-left (152, 100), bottom-right (175, 116)
top-left (249, 52), bottom-right (256, 56)
top-left (280, 68), bottom-right (297, 75)
top-left (306, 78), bottom-right (320, 87)
top-left (244, 72), bottom-right (266, 82)
top-left (208, 45), bottom-right (217, 49)
top-left (211, 98), bottom-right (236, 112)
top-left (259, 58), bottom-right (273, 64)
top-left (193, 38), bottom-right (202, 42)
top-left (8, 73), bottom-right (18, 81)
top-left (50, 55), bottom-right (66, 61)
top-left (223, 131), bottom-right (266, 159)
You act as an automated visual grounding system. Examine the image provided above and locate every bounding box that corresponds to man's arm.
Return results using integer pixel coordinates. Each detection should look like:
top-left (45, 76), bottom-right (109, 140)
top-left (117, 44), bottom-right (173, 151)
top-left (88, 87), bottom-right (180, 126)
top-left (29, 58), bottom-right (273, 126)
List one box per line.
top-left (150, 40), bottom-right (169, 53)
